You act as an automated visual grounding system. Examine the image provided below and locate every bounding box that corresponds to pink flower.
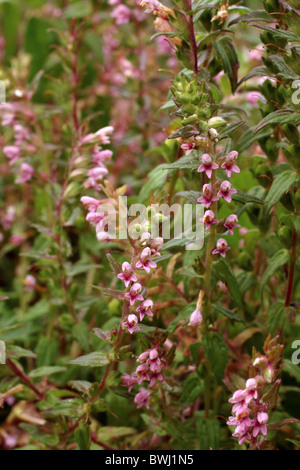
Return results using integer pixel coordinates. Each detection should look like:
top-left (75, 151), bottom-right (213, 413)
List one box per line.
top-left (149, 237), bottom-right (164, 256)
top-left (197, 153), bottom-right (219, 179)
top-left (3, 146), bottom-right (20, 165)
top-left (15, 163), bottom-right (34, 184)
top-left (92, 149), bottom-right (113, 166)
top-left (125, 283), bottom-right (144, 305)
top-left (139, 0), bottom-right (163, 14)
top-left (246, 91), bottom-right (263, 107)
top-left (87, 166), bottom-right (108, 189)
top-left (121, 373), bottom-right (138, 392)
top-left (136, 247), bottom-right (157, 274)
top-left (181, 142), bottom-right (195, 155)
top-left (253, 412), bottom-right (268, 438)
top-left (136, 299), bottom-right (154, 321)
top-left (81, 126), bottom-right (114, 145)
top-left (23, 275), bottom-right (36, 291)
top-left (221, 151), bottom-right (240, 178)
top-left (123, 314), bottom-right (140, 334)
top-left (134, 388), bottom-right (151, 409)
top-left (189, 307), bottom-right (203, 326)
top-left (135, 363), bottom-right (150, 384)
top-left (224, 214), bottom-right (240, 235)
top-left (80, 196), bottom-right (100, 212)
top-left (117, 262), bottom-right (137, 288)
top-left (217, 180), bottom-right (237, 203)
top-left (111, 5), bottom-right (131, 25)
top-left (86, 212), bottom-right (105, 226)
top-left (200, 210), bottom-right (218, 230)
top-left (197, 184), bottom-right (219, 208)
top-left (212, 238), bottom-right (231, 258)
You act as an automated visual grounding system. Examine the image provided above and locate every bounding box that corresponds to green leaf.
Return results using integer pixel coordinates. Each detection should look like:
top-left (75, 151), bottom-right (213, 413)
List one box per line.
top-left (29, 366), bottom-right (67, 378)
top-left (252, 24), bottom-right (300, 42)
top-left (267, 302), bottom-right (289, 335)
top-left (63, 1), bottom-right (92, 19)
top-left (68, 380), bottom-right (93, 394)
top-left (214, 258), bottom-right (242, 308)
top-left (284, 359), bottom-right (300, 382)
top-left (254, 111), bottom-right (300, 134)
top-left (213, 303), bottom-right (244, 323)
top-left (7, 345), bottom-right (37, 359)
top-left (97, 426), bottom-right (137, 442)
top-left (68, 352), bottom-right (110, 368)
top-left (218, 121), bottom-right (245, 140)
top-left (260, 249), bottom-right (290, 296)
top-left (232, 189), bottom-right (264, 205)
top-left (203, 332), bottom-right (228, 384)
top-left (196, 414), bottom-right (221, 450)
top-left (91, 286), bottom-right (124, 300)
top-left (168, 303), bottom-right (196, 333)
top-left (139, 164), bottom-right (169, 201)
top-left (264, 170), bottom-right (300, 217)
top-left (229, 10), bottom-right (273, 26)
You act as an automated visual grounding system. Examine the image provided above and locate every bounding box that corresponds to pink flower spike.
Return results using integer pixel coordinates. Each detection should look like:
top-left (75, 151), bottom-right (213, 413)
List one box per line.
top-left (189, 307), bottom-right (203, 326)
top-left (197, 153), bottom-right (219, 179)
top-left (224, 214), bottom-right (240, 235)
top-left (117, 262), bottom-right (137, 288)
top-left (200, 210), bottom-right (218, 231)
top-left (197, 184), bottom-right (219, 208)
top-left (136, 247), bottom-right (157, 274)
top-left (212, 238), bottom-right (231, 258)
top-left (136, 299), bottom-right (154, 321)
top-left (221, 151), bottom-right (240, 178)
top-left (134, 388), bottom-right (151, 409)
top-left (125, 283), bottom-right (144, 306)
top-left (123, 314), bottom-right (140, 334)
top-left (217, 180), bottom-right (237, 203)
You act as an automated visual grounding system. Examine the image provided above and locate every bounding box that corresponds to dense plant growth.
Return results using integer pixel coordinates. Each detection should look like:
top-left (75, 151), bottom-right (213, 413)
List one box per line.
top-left (0, 0), bottom-right (299, 450)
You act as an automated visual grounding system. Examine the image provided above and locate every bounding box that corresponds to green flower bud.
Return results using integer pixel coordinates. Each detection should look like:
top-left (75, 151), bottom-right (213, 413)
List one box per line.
top-left (207, 116), bottom-right (226, 129)
top-left (277, 226), bottom-right (293, 248)
top-left (108, 299), bottom-right (121, 315)
top-left (284, 144), bottom-right (300, 170)
top-left (182, 114), bottom-right (198, 125)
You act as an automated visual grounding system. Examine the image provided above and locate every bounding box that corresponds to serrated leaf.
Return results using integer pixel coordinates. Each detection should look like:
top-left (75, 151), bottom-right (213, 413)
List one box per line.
top-left (229, 10), bottom-right (273, 26)
top-left (68, 352), bottom-right (110, 368)
top-left (254, 110), bottom-right (300, 134)
top-left (7, 345), bottom-right (37, 359)
top-left (214, 258), bottom-right (242, 308)
top-left (260, 249), bottom-right (290, 296)
top-left (91, 286), bottom-right (124, 300)
top-left (29, 366), bottom-right (67, 378)
top-left (232, 189), bottom-right (264, 205)
top-left (284, 359), bottom-right (300, 382)
top-left (203, 332), bottom-right (228, 384)
top-left (213, 303), bottom-right (244, 323)
top-left (218, 121), bottom-right (245, 140)
top-left (264, 170), bottom-right (300, 217)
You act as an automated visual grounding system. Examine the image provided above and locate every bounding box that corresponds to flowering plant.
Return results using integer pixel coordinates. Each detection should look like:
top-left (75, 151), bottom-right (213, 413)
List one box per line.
top-left (0, 0), bottom-right (299, 451)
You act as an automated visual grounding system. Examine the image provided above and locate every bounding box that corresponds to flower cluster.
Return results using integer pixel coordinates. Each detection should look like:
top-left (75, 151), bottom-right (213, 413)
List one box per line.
top-left (198, 150), bottom-right (240, 258)
top-left (227, 336), bottom-right (283, 448)
top-left (80, 126), bottom-right (114, 191)
top-left (227, 378), bottom-right (269, 446)
top-left (2, 104), bottom-right (35, 184)
top-left (118, 234), bottom-right (164, 409)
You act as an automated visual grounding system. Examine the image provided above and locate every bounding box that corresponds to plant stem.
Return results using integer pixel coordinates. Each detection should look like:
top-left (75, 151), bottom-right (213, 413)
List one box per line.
top-left (285, 228), bottom-right (298, 307)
